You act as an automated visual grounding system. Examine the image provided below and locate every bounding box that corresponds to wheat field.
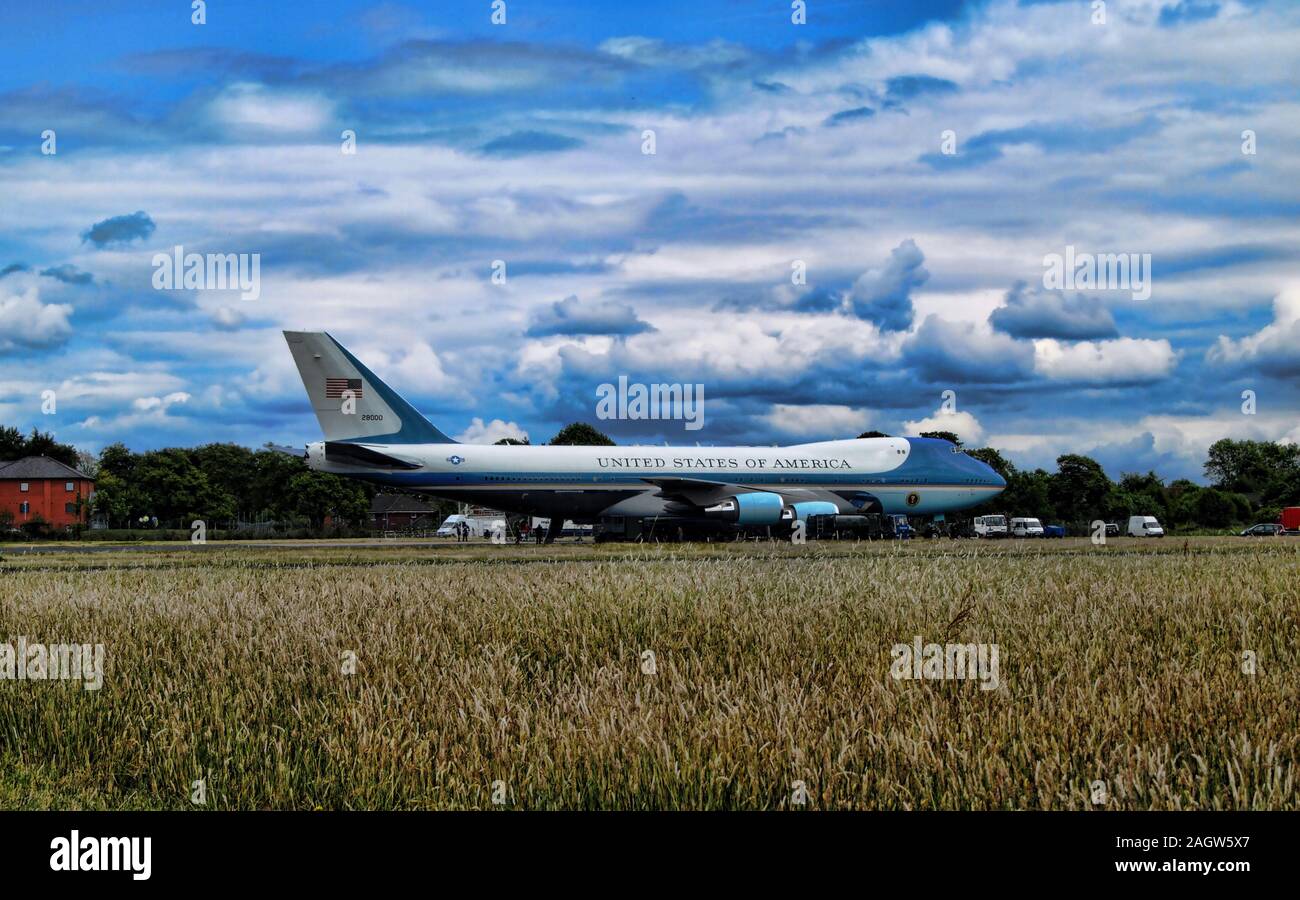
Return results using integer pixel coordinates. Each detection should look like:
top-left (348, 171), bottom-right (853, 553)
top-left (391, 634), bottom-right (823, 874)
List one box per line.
top-left (0, 537), bottom-right (1296, 809)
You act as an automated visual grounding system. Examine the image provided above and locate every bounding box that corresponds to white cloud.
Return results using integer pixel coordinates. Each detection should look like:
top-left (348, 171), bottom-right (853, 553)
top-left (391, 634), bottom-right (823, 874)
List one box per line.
top-left (1033, 338), bottom-right (1177, 382)
top-left (456, 417), bottom-right (529, 444)
top-left (0, 283), bottom-right (73, 351)
top-left (207, 83), bottom-right (334, 135)
top-left (903, 408), bottom-right (985, 446)
top-left (1207, 286), bottom-right (1300, 374)
top-left (763, 404), bottom-right (872, 438)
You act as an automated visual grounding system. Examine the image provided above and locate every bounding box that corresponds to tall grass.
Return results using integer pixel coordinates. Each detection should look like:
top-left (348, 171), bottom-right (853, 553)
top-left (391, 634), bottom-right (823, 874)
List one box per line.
top-left (1, 538), bottom-right (1296, 809)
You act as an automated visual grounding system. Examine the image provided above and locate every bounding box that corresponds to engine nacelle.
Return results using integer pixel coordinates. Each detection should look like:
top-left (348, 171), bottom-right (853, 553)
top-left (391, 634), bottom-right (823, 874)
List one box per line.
top-left (788, 501), bottom-right (840, 521)
top-left (704, 492), bottom-right (785, 525)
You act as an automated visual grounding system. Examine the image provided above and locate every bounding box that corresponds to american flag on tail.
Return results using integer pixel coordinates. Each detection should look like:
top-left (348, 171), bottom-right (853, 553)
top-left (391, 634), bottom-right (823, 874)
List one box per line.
top-left (325, 377), bottom-right (362, 398)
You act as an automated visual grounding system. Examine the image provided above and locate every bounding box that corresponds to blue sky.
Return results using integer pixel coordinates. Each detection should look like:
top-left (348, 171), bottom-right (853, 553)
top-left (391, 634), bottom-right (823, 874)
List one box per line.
top-left (2, 0), bottom-right (1298, 481)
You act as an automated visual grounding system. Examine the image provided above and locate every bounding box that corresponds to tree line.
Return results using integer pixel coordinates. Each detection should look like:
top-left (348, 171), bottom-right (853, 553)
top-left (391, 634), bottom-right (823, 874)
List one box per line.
top-left (3, 423), bottom-right (1296, 536)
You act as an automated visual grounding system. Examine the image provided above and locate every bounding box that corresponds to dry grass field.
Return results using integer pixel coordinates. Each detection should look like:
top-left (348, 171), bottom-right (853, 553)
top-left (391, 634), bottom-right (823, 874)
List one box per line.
top-left (0, 537), bottom-right (1296, 810)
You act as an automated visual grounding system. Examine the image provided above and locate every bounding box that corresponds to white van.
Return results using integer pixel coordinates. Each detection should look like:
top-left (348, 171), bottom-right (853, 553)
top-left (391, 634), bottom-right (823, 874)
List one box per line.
top-left (1010, 517), bottom-right (1044, 538)
top-left (1127, 515), bottom-right (1164, 537)
top-left (436, 514), bottom-right (500, 538)
top-left (973, 515), bottom-right (1007, 538)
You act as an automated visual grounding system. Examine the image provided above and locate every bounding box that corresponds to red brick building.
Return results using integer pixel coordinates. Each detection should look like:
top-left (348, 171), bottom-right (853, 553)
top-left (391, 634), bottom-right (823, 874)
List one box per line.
top-left (369, 492), bottom-right (442, 530)
top-left (0, 456), bottom-right (95, 530)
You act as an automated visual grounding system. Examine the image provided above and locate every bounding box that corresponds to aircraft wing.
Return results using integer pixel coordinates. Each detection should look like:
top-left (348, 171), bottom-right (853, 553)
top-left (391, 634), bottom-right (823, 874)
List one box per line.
top-left (642, 477), bottom-right (865, 514)
top-left (640, 476), bottom-right (745, 506)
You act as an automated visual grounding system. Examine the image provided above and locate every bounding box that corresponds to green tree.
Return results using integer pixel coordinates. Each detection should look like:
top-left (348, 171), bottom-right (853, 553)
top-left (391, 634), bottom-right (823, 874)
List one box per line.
top-left (0, 426), bottom-right (79, 467)
top-left (919, 430), bottom-right (962, 446)
top-left (98, 443), bottom-right (137, 480)
top-left (1205, 438), bottom-right (1300, 495)
top-left (857, 430), bottom-right (891, 439)
top-left (0, 426), bottom-right (24, 460)
top-left (1049, 455), bottom-right (1112, 524)
top-left (91, 472), bottom-right (132, 528)
top-left (288, 470), bottom-right (370, 529)
top-left (494, 437), bottom-right (530, 445)
top-left (1194, 488), bottom-right (1237, 528)
top-left (548, 423), bottom-right (615, 446)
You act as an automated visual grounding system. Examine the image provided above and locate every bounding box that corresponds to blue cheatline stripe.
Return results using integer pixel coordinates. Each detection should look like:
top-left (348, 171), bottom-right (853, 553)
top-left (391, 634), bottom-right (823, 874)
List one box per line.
top-left (328, 333), bottom-right (457, 445)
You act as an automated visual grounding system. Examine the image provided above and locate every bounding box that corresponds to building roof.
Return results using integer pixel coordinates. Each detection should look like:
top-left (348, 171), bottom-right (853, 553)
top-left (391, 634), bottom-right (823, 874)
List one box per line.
top-left (369, 492), bottom-right (440, 515)
top-left (0, 455), bottom-right (93, 481)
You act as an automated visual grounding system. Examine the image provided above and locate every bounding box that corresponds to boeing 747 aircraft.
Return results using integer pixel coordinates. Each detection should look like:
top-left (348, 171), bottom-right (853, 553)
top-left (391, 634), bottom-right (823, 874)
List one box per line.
top-left (283, 331), bottom-right (1005, 540)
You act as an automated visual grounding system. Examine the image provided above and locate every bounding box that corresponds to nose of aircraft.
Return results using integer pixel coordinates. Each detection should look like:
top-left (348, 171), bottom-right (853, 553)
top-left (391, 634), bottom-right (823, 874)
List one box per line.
top-left (981, 460), bottom-right (1007, 490)
top-left (913, 437), bottom-right (1006, 490)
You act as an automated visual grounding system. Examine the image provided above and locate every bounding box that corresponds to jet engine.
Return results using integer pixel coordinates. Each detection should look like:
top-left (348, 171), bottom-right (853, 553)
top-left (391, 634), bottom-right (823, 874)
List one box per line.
top-left (786, 501), bottom-right (840, 521)
top-left (703, 492), bottom-right (786, 525)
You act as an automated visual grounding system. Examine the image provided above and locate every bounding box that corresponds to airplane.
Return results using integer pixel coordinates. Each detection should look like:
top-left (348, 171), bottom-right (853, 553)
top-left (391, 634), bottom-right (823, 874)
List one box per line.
top-left (283, 331), bottom-right (1006, 541)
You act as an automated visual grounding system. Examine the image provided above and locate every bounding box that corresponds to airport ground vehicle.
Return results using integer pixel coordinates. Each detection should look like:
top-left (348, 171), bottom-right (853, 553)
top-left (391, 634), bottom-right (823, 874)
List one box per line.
top-left (531, 517), bottom-right (593, 539)
top-left (436, 513), bottom-right (500, 538)
top-left (973, 515), bottom-right (1008, 538)
top-left (1127, 515), bottom-right (1165, 537)
top-left (1010, 517), bottom-right (1045, 538)
top-left (1042, 524), bottom-right (1066, 538)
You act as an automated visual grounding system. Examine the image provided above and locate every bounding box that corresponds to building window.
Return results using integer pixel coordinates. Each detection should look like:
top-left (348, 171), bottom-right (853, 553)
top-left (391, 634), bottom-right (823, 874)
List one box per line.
top-left (66, 481), bottom-right (75, 492)
top-left (66, 503), bottom-right (77, 514)
top-left (19, 482), bottom-right (29, 492)
top-left (19, 502), bottom-right (29, 514)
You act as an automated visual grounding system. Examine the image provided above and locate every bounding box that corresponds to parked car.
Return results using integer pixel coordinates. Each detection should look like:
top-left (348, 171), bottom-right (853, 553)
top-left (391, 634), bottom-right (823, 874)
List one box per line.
top-left (1103, 522), bottom-right (1121, 537)
top-left (1042, 524), bottom-right (1066, 538)
top-left (973, 515), bottom-right (1008, 538)
top-left (1127, 515), bottom-right (1165, 537)
top-left (1240, 523), bottom-right (1296, 536)
top-left (1010, 517), bottom-right (1045, 538)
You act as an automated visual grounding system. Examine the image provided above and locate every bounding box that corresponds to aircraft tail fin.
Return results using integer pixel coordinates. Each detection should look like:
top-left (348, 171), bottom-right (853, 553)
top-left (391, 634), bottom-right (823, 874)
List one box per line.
top-left (283, 331), bottom-right (457, 445)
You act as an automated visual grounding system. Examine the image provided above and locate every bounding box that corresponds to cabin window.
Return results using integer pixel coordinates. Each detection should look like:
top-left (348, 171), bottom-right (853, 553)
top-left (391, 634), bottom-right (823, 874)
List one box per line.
top-left (19, 502), bottom-right (29, 514)
top-left (66, 481), bottom-right (75, 492)
top-left (19, 482), bottom-right (29, 492)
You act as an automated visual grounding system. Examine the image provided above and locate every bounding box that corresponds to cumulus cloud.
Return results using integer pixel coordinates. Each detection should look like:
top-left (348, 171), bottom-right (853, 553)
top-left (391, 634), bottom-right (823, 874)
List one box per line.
top-left (1207, 287), bottom-right (1300, 376)
top-left (989, 281), bottom-right (1118, 340)
top-left (81, 210), bottom-right (155, 247)
top-left (763, 404), bottom-right (872, 438)
top-left (526, 295), bottom-right (654, 338)
top-left (903, 408), bottom-right (985, 446)
top-left (212, 306), bottom-right (246, 331)
top-left (902, 315), bottom-right (1034, 383)
top-left (0, 283), bottom-right (73, 352)
top-left (132, 392), bottom-right (191, 413)
top-left (1032, 338), bottom-right (1178, 383)
top-left (848, 239), bottom-right (928, 332)
top-left (456, 417), bottom-right (530, 444)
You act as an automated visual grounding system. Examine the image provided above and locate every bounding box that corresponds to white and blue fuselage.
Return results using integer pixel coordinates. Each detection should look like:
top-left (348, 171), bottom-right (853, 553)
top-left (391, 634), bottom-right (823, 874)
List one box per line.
top-left (284, 331), bottom-right (1006, 529)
